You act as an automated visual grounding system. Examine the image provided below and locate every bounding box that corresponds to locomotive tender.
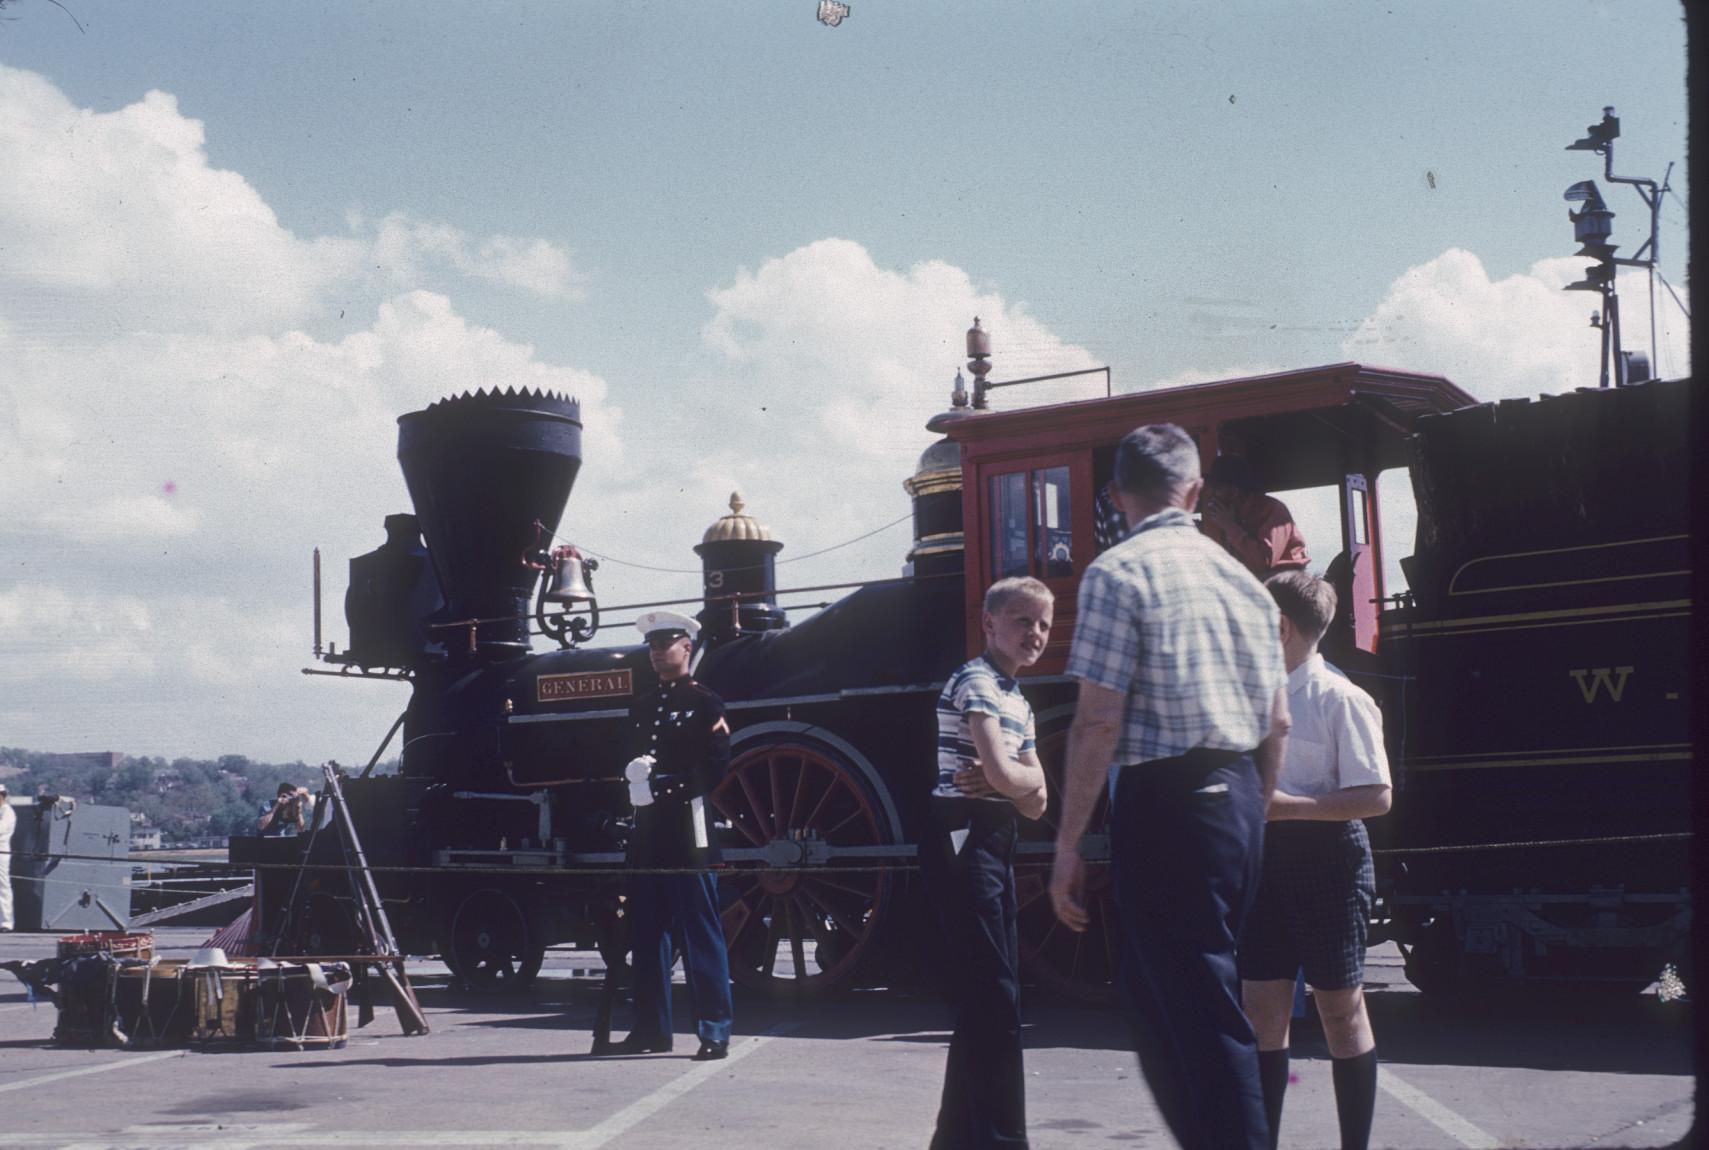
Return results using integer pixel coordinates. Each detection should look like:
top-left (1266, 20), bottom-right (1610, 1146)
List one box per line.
top-left (242, 341), bottom-right (1692, 998)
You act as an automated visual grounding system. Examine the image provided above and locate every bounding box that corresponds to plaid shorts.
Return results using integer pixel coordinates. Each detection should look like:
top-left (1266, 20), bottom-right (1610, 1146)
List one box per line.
top-left (1238, 819), bottom-right (1374, 991)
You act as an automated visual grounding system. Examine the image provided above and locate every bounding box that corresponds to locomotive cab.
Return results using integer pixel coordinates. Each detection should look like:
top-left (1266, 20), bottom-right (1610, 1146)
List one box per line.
top-left (943, 362), bottom-right (1475, 680)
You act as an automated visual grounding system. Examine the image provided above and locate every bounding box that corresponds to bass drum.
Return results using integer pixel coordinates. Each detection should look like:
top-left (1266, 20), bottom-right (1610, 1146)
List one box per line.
top-left (710, 722), bottom-right (905, 997)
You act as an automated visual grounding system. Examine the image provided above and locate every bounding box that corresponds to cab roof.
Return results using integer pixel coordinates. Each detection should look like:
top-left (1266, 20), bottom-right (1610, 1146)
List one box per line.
top-left (938, 361), bottom-right (1479, 491)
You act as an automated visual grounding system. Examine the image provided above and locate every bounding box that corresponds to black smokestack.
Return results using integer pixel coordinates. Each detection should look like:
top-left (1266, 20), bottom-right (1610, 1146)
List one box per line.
top-left (397, 388), bottom-right (583, 656)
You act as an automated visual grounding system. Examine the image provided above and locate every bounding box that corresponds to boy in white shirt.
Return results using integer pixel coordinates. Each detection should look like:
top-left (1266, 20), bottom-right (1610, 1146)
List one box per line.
top-left (1240, 572), bottom-right (1392, 1150)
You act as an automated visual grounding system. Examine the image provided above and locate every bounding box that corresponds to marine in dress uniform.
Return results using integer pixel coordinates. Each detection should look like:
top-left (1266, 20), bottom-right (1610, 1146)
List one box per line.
top-left (614, 610), bottom-right (735, 1061)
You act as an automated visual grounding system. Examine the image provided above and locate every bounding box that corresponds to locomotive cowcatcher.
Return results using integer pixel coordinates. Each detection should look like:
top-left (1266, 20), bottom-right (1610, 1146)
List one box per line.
top-left (234, 331), bottom-right (1692, 999)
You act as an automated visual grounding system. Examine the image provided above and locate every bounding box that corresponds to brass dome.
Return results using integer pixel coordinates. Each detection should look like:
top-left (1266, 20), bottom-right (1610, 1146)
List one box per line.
top-left (701, 491), bottom-right (774, 544)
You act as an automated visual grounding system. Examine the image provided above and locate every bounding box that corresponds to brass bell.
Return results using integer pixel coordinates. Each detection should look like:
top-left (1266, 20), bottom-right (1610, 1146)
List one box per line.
top-left (543, 546), bottom-right (598, 605)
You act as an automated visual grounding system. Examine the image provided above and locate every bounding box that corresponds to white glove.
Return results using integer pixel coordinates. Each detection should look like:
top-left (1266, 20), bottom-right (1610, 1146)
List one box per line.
top-left (625, 755), bottom-right (656, 809)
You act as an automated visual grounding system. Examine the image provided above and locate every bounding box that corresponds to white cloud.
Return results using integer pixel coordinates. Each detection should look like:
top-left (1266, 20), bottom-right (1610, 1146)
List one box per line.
top-left (701, 237), bottom-right (1100, 460)
top-left (0, 66), bottom-right (362, 335)
top-left (1342, 248), bottom-right (1691, 401)
top-left (38, 494), bottom-right (203, 544)
top-left (0, 67), bottom-right (619, 761)
top-left (368, 212), bottom-right (583, 300)
top-left (0, 62), bottom-right (580, 338)
top-left (549, 239), bottom-right (1109, 624)
top-left (0, 585), bottom-right (158, 683)
top-left (1334, 247), bottom-right (1692, 592)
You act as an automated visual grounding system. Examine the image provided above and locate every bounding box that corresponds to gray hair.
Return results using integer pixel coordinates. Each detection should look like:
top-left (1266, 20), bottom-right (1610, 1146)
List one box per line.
top-left (984, 576), bottom-right (1054, 615)
top-left (1114, 423), bottom-right (1201, 500)
top-left (1266, 570), bottom-right (1337, 643)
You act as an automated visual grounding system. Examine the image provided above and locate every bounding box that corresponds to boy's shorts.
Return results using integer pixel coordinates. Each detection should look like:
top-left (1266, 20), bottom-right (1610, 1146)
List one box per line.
top-left (1238, 819), bottom-right (1374, 991)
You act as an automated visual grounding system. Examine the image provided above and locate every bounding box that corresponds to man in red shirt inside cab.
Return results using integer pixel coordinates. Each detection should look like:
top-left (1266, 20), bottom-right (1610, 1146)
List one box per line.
top-left (1199, 454), bottom-right (1308, 579)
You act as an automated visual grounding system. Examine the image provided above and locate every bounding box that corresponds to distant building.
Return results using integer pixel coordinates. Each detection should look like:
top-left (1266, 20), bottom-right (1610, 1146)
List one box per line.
top-left (38, 752), bottom-right (127, 771)
top-left (131, 828), bottom-right (163, 850)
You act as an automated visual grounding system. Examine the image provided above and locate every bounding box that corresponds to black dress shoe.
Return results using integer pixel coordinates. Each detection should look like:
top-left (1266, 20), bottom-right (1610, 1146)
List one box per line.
top-left (693, 1039), bottom-right (728, 1061)
top-left (610, 1033), bottom-right (673, 1054)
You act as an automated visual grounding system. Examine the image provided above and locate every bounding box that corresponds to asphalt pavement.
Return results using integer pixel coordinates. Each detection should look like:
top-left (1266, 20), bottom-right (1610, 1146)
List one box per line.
top-left (0, 929), bottom-right (1695, 1149)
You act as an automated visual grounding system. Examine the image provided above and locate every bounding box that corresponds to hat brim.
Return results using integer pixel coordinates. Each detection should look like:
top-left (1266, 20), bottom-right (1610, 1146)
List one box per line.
top-left (635, 609), bottom-right (702, 640)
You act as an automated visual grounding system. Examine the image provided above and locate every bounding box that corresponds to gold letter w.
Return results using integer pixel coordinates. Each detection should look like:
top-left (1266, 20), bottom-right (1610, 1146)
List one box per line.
top-left (1569, 666), bottom-right (1634, 703)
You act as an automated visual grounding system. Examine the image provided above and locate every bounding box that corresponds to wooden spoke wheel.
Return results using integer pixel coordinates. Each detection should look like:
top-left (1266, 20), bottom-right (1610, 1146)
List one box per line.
top-left (446, 888), bottom-right (544, 991)
top-left (282, 888), bottom-right (358, 957)
top-left (1015, 725), bottom-right (1119, 1003)
top-left (710, 737), bottom-right (897, 996)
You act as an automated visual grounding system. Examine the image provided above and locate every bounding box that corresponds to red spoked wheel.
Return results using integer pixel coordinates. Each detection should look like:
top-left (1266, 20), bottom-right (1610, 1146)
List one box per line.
top-left (710, 737), bottom-right (898, 996)
top-left (1015, 726), bottom-right (1119, 1003)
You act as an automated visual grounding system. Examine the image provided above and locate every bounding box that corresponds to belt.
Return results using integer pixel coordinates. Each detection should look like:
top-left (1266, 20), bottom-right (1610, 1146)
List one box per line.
top-left (929, 794), bottom-right (1015, 822)
top-left (1124, 747), bottom-right (1247, 771)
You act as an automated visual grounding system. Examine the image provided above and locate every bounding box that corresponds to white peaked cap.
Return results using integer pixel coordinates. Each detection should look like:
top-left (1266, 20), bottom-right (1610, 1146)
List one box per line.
top-left (635, 609), bottom-right (701, 640)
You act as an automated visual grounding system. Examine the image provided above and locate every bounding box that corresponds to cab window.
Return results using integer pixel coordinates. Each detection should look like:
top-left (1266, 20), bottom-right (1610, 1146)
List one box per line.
top-left (989, 466), bottom-right (1073, 581)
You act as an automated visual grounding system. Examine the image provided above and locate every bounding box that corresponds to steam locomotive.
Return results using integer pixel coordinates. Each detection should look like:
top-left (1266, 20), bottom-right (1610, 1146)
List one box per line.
top-left (236, 340), bottom-right (1692, 999)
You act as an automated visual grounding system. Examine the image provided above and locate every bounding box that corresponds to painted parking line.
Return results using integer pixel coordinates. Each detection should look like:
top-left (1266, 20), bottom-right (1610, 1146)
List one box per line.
top-left (565, 1024), bottom-right (797, 1150)
top-left (5, 1127), bottom-right (564, 1149)
top-left (0, 1049), bottom-right (185, 1095)
top-left (1379, 1065), bottom-right (1501, 1149)
top-left (0, 1026), bottom-right (796, 1149)
top-left (5, 1127), bottom-right (567, 1141)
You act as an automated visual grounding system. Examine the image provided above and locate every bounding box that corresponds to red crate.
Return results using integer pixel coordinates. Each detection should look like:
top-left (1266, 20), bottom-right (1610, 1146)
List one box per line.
top-left (56, 931), bottom-right (154, 961)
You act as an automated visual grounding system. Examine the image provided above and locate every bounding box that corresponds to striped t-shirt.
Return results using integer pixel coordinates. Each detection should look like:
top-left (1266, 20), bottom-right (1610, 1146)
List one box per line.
top-left (935, 654), bottom-right (1037, 799)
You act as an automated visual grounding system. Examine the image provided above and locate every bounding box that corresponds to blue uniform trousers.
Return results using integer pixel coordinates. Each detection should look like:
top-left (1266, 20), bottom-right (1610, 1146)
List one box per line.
top-left (1110, 749), bottom-right (1268, 1150)
top-left (628, 871), bottom-right (733, 1045)
top-left (922, 797), bottom-right (1029, 1150)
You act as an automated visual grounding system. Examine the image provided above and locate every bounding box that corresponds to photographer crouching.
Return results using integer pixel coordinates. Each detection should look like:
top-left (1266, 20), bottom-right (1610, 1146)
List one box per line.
top-left (258, 783), bottom-right (312, 838)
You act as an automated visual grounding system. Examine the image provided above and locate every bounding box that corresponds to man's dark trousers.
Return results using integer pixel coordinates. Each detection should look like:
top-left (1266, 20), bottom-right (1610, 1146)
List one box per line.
top-left (1110, 749), bottom-right (1268, 1150)
top-left (628, 871), bottom-right (733, 1045)
top-left (924, 798), bottom-right (1028, 1150)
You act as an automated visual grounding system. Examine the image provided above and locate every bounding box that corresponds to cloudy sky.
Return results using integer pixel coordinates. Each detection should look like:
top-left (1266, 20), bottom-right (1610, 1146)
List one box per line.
top-left (0, 1), bottom-right (1691, 763)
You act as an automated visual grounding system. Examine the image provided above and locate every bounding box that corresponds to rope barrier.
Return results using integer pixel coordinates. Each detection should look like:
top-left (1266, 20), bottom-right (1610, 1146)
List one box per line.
top-left (1371, 831), bottom-right (1692, 857)
top-left (1, 827), bottom-right (1692, 882)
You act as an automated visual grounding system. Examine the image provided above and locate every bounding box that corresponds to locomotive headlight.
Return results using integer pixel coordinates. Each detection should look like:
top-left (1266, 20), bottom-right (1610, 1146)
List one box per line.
top-left (503, 698), bottom-right (514, 715)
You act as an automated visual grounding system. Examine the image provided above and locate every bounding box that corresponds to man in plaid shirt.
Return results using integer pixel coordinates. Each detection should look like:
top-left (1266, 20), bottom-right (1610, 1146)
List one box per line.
top-left (1050, 423), bottom-right (1290, 1150)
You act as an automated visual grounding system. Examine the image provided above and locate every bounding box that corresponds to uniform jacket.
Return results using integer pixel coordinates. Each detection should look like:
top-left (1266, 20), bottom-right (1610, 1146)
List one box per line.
top-left (626, 678), bottom-right (731, 868)
top-left (1200, 489), bottom-right (1308, 578)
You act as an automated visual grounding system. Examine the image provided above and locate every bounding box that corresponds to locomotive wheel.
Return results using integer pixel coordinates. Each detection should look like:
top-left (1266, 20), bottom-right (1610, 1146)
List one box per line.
top-left (1015, 724), bottom-right (1119, 1003)
top-left (710, 735), bottom-right (898, 997)
top-left (446, 889), bottom-right (544, 991)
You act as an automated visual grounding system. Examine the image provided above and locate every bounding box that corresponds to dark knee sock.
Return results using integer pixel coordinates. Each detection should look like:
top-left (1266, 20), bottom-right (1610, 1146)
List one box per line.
top-left (1256, 1047), bottom-right (1289, 1150)
top-left (1331, 1048), bottom-right (1378, 1150)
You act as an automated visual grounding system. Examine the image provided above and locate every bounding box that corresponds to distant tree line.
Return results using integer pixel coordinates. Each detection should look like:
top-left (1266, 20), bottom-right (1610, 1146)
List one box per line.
top-left (0, 748), bottom-right (397, 843)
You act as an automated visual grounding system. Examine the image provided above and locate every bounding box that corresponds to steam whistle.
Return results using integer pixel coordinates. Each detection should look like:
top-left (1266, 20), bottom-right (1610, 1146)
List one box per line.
top-left (534, 539), bottom-right (600, 649)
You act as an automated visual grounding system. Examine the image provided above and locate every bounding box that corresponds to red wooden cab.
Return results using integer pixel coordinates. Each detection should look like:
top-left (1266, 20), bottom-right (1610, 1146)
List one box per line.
top-left (938, 362), bottom-right (1476, 675)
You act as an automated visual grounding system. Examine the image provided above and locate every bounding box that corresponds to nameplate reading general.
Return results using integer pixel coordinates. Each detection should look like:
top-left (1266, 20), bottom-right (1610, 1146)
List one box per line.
top-left (537, 669), bottom-right (634, 703)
